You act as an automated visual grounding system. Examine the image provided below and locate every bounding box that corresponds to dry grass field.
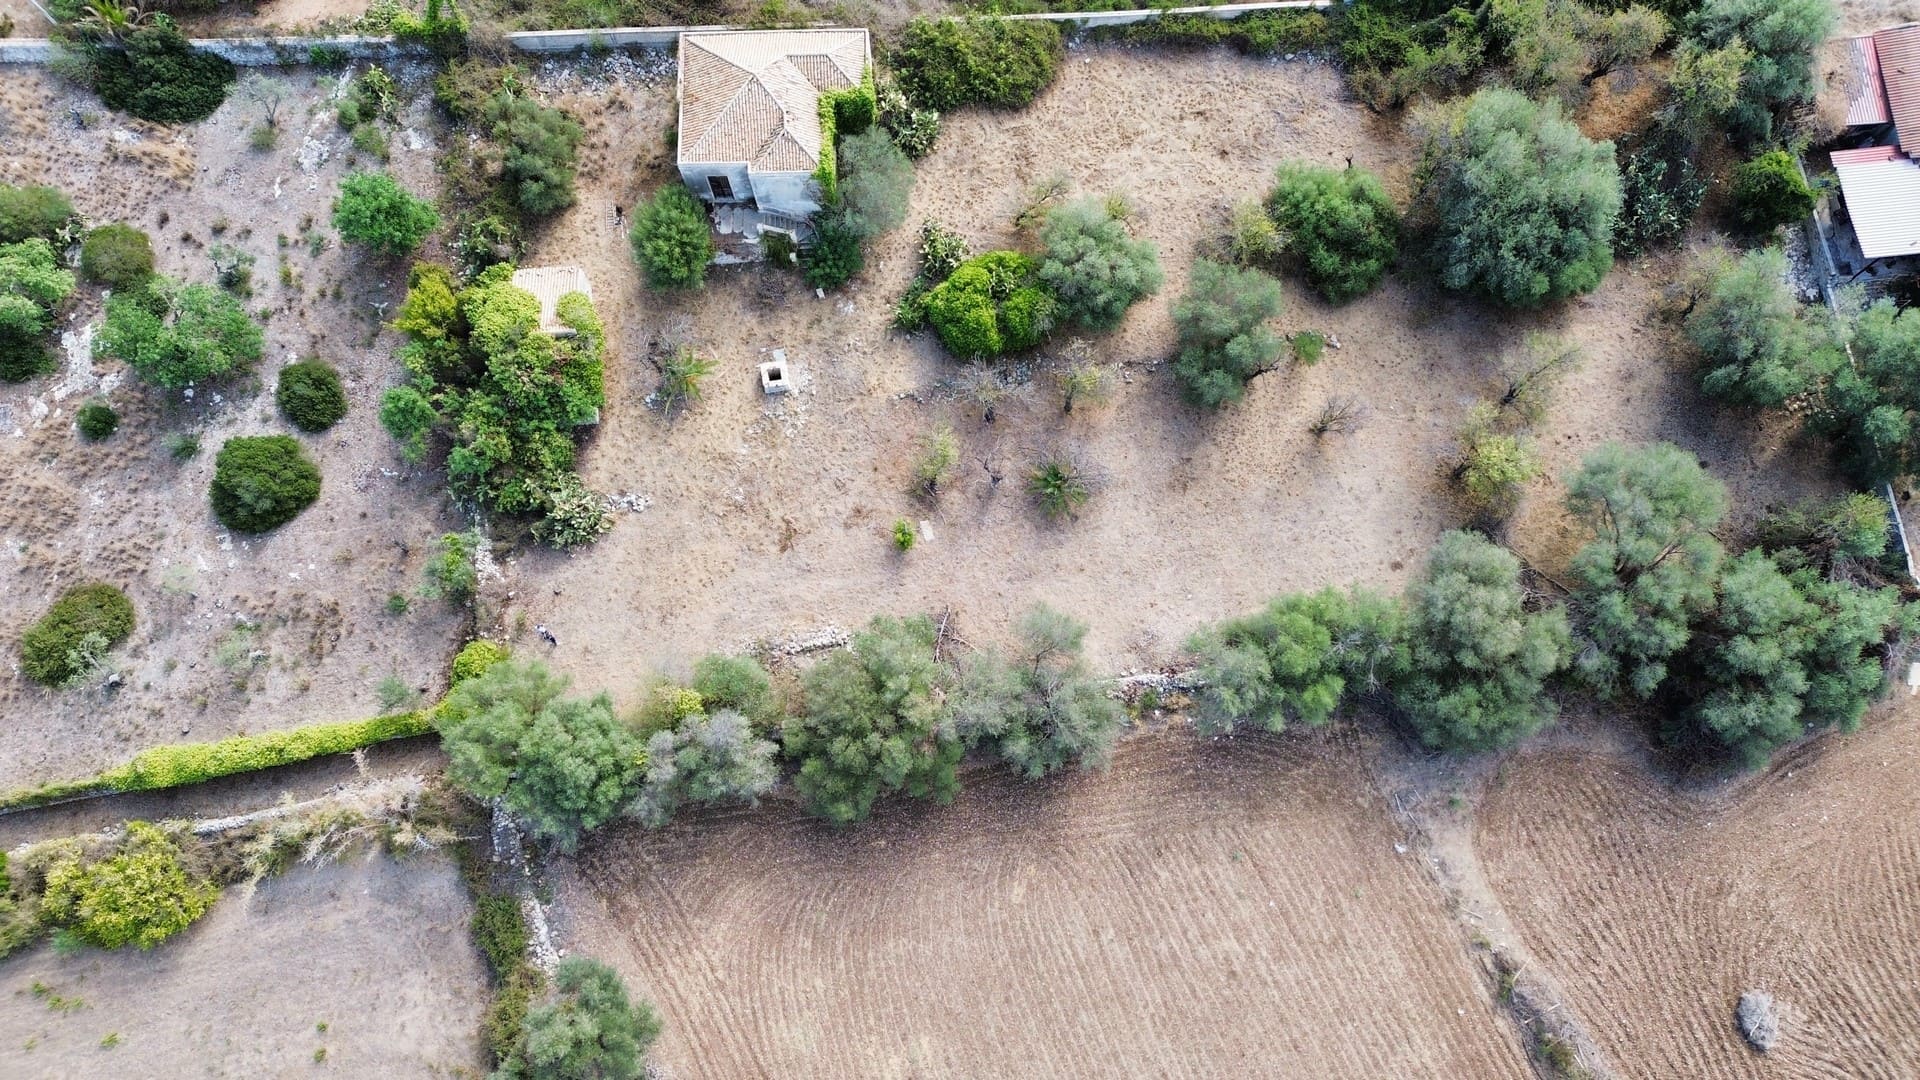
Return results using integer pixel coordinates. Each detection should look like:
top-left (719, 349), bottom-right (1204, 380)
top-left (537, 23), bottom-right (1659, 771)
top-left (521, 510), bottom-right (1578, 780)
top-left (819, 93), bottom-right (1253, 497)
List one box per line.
top-left (0, 852), bottom-right (488, 1077)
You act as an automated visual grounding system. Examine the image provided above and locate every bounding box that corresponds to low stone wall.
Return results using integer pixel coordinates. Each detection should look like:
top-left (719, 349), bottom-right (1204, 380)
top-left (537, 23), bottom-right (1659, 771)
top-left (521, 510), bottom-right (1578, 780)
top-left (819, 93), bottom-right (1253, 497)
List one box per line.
top-left (0, 34), bottom-right (418, 65)
top-left (1005, 0), bottom-right (1332, 27)
top-left (504, 23), bottom-right (729, 51)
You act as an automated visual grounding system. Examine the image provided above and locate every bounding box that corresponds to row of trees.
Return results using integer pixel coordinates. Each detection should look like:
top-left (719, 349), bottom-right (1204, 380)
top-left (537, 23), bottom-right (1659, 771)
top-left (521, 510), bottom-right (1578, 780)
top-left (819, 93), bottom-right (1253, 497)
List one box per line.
top-left (437, 603), bottom-right (1124, 845)
top-left (1191, 443), bottom-right (1917, 766)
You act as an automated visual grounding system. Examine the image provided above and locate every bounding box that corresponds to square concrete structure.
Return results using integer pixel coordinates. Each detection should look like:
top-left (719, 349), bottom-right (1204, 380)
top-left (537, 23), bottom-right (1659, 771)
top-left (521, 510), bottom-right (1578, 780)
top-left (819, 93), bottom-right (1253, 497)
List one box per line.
top-left (676, 29), bottom-right (871, 220)
top-left (758, 354), bottom-right (790, 395)
top-left (509, 266), bottom-right (593, 336)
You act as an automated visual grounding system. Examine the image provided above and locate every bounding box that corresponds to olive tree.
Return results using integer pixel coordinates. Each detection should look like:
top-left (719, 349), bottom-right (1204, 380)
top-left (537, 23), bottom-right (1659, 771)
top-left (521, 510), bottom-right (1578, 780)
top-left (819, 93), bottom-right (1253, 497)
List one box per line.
top-left (96, 276), bottom-right (264, 388)
top-left (1683, 0), bottom-right (1837, 142)
top-left (782, 614), bottom-right (962, 823)
top-left (1565, 442), bottom-right (1727, 699)
top-left (629, 709), bottom-right (779, 827)
top-left (1392, 530), bottom-right (1571, 752)
top-left (438, 659), bottom-right (640, 849)
top-left (1417, 88), bottom-right (1621, 308)
top-left (1686, 246), bottom-right (1843, 407)
top-left (837, 129), bottom-right (916, 240)
top-left (951, 604), bottom-right (1125, 778)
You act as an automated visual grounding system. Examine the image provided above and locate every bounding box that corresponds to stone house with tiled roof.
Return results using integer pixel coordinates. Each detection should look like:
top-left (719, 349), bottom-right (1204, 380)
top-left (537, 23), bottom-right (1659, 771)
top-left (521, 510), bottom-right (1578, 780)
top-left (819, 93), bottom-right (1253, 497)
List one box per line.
top-left (675, 29), bottom-right (872, 220)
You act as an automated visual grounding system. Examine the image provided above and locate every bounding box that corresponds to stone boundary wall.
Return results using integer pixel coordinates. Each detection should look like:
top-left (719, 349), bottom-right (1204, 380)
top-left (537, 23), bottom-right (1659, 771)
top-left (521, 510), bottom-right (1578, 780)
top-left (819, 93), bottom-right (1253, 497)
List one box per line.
top-left (0, 0), bottom-right (1334, 64)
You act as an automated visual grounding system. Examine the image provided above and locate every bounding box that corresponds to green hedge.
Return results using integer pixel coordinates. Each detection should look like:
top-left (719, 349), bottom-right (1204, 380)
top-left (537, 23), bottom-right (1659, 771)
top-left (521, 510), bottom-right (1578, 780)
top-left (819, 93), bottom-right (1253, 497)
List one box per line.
top-left (0, 709), bottom-right (433, 811)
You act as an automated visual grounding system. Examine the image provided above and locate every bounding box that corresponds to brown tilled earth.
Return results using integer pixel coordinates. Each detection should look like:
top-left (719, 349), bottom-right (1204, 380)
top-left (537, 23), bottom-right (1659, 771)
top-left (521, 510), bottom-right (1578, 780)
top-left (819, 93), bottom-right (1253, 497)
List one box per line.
top-left (556, 727), bottom-right (1537, 1080)
top-left (1480, 709), bottom-right (1920, 1079)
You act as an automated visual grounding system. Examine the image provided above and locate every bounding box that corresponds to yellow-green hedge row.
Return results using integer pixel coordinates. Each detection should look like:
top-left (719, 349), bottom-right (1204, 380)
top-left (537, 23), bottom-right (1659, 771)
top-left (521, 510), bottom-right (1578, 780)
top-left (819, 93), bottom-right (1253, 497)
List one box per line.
top-left (0, 708), bottom-right (436, 812)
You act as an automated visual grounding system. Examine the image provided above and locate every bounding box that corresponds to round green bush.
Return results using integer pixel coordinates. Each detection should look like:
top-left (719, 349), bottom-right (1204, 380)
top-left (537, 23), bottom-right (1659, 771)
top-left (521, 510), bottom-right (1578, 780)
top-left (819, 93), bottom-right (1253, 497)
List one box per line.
top-left (0, 183), bottom-right (75, 245)
top-left (80, 224), bottom-right (156, 290)
top-left (91, 24), bottom-right (236, 126)
top-left (75, 400), bottom-right (119, 441)
top-left (21, 582), bottom-right (135, 687)
top-left (276, 359), bottom-right (349, 433)
top-left (451, 639), bottom-right (509, 685)
top-left (1730, 149), bottom-right (1816, 233)
top-left (924, 252), bottom-right (1049, 359)
top-left (209, 435), bottom-right (322, 533)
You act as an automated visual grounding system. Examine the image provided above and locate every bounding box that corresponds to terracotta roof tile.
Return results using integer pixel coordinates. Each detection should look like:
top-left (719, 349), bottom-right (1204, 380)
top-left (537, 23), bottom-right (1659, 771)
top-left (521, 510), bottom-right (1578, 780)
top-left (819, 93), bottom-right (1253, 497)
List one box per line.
top-left (678, 30), bottom-right (869, 173)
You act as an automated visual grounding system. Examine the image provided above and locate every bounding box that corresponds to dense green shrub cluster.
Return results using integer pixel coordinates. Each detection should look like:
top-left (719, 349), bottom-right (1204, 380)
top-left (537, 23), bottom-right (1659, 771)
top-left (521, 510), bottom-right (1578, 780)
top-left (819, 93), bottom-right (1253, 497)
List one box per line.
top-left (113, 710), bottom-right (431, 791)
top-left (276, 359), bottom-right (349, 433)
top-left (1729, 149), bottom-right (1814, 233)
top-left (334, 171), bottom-right (440, 256)
top-left (438, 660), bottom-right (639, 849)
top-left (0, 237), bottom-right (76, 382)
top-left (1815, 300), bottom-right (1920, 485)
top-left (21, 582), bottom-right (135, 688)
top-left (1686, 246), bottom-right (1842, 408)
top-left (802, 213), bottom-right (866, 290)
top-left (1187, 588), bottom-right (1403, 735)
top-left (453, 639), bottom-right (511, 684)
top-left (80, 224), bottom-right (155, 290)
top-left (1612, 144), bottom-right (1706, 256)
top-left (209, 435), bottom-right (323, 533)
top-left (488, 93), bottom-right (584, 218)
top-left (493, 957), bottom-right (661, 1080)
top-left (41, 822), bottom-right (219, 950)
top-left (1418, 88), bottom-right (1621, 308)
top-left (1340, 1), bottom-right (1488, 110)
top-left (924, 251), bottom-right (1054, 359)
top-left (1263, 162), bottom-right (1399, 304)
top-left (890, 18), bottom-right (1063, 112)
top-left (381, 263), bottom-right (609, 543)
top-left (1170, 259), bottom-right (1285, 408)
top-left (96, 275), bottom-right (264, 388)
top-left (630, 708), bottom-right (779, 826)
top-left (83, 22), bottom-right (236, 125)
top-left (1681, 0), bottom-right (1836, 142)
top-left (951, 605), bottom-right (1125, 778)
top-left (629, 185), bottom-right (713, 290)
top-left (1036, 197), bottom-right (1162, 330)
top-left (836, 129), bottom-right (916, 241)
top-left (0, 184), bottom-right (75, 245)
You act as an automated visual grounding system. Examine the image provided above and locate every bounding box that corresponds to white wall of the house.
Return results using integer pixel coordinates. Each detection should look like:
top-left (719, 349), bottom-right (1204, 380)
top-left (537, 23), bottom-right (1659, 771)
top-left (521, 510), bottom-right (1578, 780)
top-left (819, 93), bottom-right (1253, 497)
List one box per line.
top-left (678, 162), bottom-right (753, 205)
top-left (747, 171), bottom-right (823, 218)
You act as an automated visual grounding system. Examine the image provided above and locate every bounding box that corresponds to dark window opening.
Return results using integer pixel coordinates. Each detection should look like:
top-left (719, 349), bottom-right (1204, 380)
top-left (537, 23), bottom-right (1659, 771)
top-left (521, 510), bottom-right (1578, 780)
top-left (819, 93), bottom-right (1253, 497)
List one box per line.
top-left (708, 175), bottom-right (735, 201)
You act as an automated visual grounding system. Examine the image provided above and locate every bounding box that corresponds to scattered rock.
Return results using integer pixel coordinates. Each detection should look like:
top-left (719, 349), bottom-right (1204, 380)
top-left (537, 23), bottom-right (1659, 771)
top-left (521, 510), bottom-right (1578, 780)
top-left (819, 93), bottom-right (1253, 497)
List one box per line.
top-left (1737, 990), bottom-right (1780, 1052)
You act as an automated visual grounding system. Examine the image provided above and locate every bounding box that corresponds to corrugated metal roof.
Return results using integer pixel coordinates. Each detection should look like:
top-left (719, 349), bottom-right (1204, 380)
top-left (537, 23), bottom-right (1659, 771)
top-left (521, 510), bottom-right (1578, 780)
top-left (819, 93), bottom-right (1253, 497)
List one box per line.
top-left (1846, 35), bottom-right (1892, 126)
top-left (678, 30), bottom-right (869, 173)
top-left (509, 266), bottom-right (592, 335)
top-left (1831, 148), bottom-right (1920, 258)
top-left (1876, 23), bottom-right (1920, 150)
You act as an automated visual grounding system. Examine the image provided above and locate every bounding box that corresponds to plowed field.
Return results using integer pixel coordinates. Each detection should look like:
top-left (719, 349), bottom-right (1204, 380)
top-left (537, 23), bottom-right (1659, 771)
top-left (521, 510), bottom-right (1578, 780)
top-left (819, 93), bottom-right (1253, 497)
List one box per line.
top-left (557, 729), bottom-right (1533, 1079)
top-left (1479, 711), bottom-right (1920, 1078)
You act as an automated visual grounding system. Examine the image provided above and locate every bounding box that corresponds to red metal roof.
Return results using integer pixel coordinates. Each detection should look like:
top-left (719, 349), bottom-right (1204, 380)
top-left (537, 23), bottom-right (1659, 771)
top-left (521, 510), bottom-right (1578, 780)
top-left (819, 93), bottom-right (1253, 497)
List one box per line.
top-left (1846, 36), bottom-right (1892, 126)
top-left (1832, 145), bottom-right (1903, 166)
top-left (1876, 23), bottom-right (1920, 150)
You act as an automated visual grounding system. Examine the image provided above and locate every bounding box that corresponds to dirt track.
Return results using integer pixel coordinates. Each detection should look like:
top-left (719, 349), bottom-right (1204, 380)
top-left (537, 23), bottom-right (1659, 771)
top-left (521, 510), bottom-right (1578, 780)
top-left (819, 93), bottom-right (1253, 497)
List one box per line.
top-left (557, 727), bottom-right (1535, 1079)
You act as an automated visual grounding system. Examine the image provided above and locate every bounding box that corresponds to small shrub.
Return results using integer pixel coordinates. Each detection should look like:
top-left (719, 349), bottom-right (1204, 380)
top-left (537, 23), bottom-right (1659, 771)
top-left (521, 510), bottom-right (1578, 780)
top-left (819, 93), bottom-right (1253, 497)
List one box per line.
top-left (0, 183), bottom-right (75, 245)
top-left (166, 432), bottom-right (200, 460)
top-left (1037, 197), bottom-right (1162, 331)
top-left (333, 172), bottom-right (437, 256)
top-left (454, 640), bottom-right (509, 685)
top-left (249, 124), bottom-right (278, 151)
top-left (1292, 330), bottom-right (1325, 366)
top-left (891, 17), bottom-right (1063, 112)
top-left (530, 472), bottom-right (612, 549)
top-left (488, 93), bottom-right (583, 218)
top-left (918, 219), bottom-right (968, 280)
top-left (878, 84), bottom-right (941, 159)
top-left (1170, 259), bottom-right (1285, 408)
top-left (1, 236), bottom-right (76, 382)
top-left (657, 346), bottom-right (714, 413)
top-left (1226, 198), bottom-right (1283, 267)
top-left (1730, 149), bottom-right (1815, 232)
top-left (40, 822), bottom-right (218, 950)
top-left (75, 400), bottom-right (119, 440)
top-left (379, 385), bottom-right (437, 463)
top-left (630, 185), bottom-right (713, 290)
top-left (209, 435), bottom-right (322, 533)
top-left (376, 674), bottom-right (418, 712)
top-left (80, 224), bottom-right (154, 289)
top-left (802, 212), bottom-right (865, 291)
top-left (21, 582), bottom-right (135, 688)
top-left (892, 518), bottom-right (916, 551)
top-left (837, 129), bottom-right (915, 240)
top-left (276, 359), bottom-right (348, 433)
top-left (484, 966), bottom-right (546, 1066)
top-left (493, 958), bottom-right (660, 1080)
top-left (472, 894), bottom-right (529, 977)
top-left (1027, 452), bottom-right (1095, 519)
top-left (911, 425), bottom-right (960, 499)
top-left (422, 531), bottom-right (481, 604)
top-left (1613, 145), bottom-right (1706, 256)
top-left (924, 251), bottom-right (1052, 359)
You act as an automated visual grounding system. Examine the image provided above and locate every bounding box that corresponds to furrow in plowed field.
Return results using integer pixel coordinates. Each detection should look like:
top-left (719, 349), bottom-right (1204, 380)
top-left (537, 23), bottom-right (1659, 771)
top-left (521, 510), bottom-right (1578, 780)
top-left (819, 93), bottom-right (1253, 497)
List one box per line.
top-left (1479, 710), bottom-right (1920, 1078)
top-left (557, 730), bottom-right (1532, 1079)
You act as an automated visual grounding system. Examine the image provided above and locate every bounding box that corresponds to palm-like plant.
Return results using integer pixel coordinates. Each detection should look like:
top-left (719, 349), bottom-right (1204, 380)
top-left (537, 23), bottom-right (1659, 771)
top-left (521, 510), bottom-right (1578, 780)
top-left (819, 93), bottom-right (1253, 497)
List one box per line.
top-left (1027, 452), bottom-right (1094, 520)
top-left (76, 0), bottom-right (150, 41)
top-left (658, 346), bottom-right (715, 415)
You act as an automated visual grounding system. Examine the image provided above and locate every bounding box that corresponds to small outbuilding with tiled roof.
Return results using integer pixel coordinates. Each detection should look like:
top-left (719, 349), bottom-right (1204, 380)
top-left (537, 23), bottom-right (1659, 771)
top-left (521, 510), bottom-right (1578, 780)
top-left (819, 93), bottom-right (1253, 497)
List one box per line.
top-left (675, 28), bottom-right (872, 221)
